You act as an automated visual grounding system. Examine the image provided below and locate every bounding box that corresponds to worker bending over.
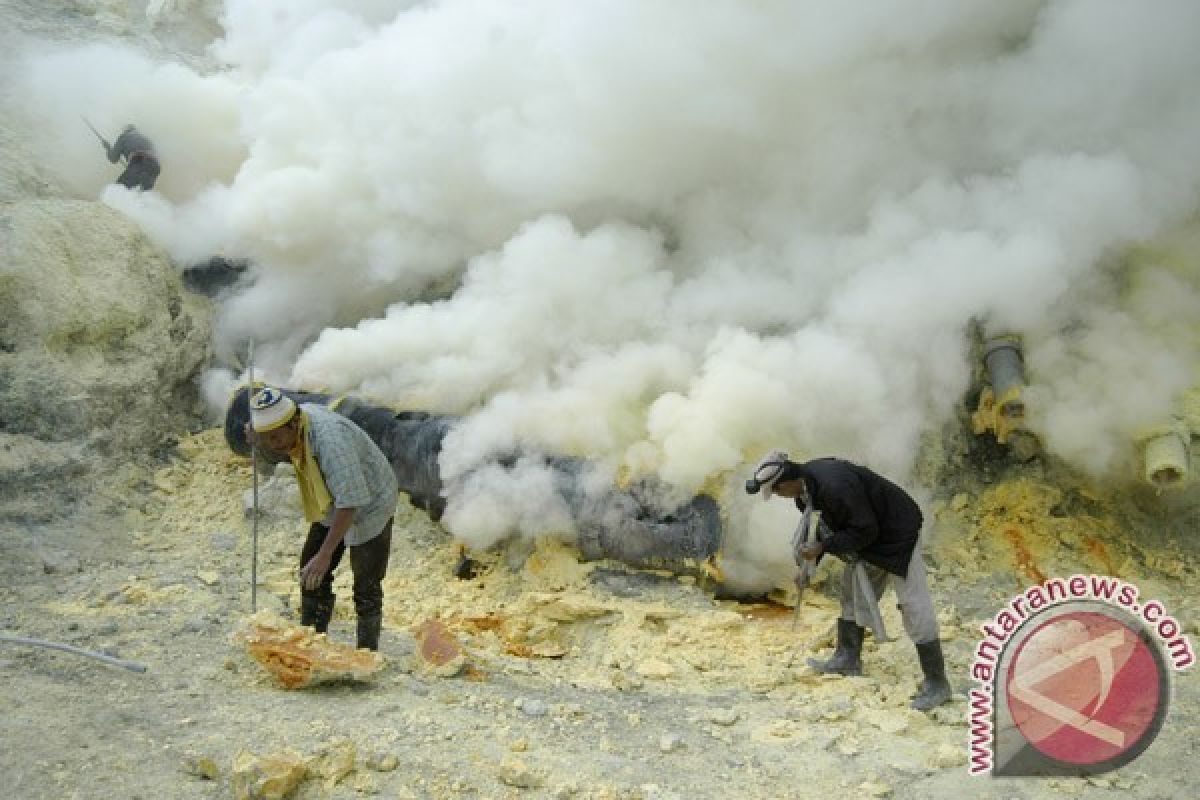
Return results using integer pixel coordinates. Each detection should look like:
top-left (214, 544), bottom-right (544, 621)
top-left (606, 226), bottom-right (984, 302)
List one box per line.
top-left (747, 451), bottom-right (952, 710)
top-left (248, 388), bottom-right (398, 651)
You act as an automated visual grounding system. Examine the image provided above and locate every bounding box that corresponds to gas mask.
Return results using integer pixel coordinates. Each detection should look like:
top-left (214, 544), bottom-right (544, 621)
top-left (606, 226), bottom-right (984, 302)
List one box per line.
top-left (745, 451), bottom-right (788, 499)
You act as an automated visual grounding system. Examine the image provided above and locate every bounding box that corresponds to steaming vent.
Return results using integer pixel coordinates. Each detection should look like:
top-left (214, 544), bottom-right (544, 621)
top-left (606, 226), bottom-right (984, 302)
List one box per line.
top-left (1140, 428), bottom-right (1191, 489)
top-left (972, 335), bottom-right (1039, 461)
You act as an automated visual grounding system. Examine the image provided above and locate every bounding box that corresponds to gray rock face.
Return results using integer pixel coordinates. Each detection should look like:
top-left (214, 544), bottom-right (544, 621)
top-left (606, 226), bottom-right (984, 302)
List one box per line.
top-left (0, 198), bottom-right (211, 521)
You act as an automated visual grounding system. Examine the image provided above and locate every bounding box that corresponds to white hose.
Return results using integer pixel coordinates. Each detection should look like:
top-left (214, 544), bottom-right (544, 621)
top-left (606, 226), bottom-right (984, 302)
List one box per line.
top-left (0, 634), bottom-right (147, 673)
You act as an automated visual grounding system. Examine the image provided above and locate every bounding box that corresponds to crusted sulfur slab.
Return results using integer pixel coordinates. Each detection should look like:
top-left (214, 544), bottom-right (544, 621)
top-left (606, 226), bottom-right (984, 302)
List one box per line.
top-left (232, 612), bottom-right (384, 689)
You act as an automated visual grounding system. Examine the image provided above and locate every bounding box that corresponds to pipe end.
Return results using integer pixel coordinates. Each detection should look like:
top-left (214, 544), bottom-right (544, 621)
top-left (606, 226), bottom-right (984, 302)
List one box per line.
top-left (1150, 465), bottom-right (1186, 488)
top-left (999, 400), bottom-right (1025, 420)
top-left (1140, 430), bottom-right (1190, 489)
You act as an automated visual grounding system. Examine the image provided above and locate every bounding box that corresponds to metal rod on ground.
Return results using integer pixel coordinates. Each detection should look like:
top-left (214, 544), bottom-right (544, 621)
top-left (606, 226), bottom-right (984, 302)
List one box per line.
top-left (248, 341), bottom-right (259, 613)
top-left (784, 581), bottom-right (804, 667)
top-left (784, 620), bottom-right (807, 669)
top-left (784, 506), bottom-right (826, 668)
top-left (0, 635), bottom-right (147, 673)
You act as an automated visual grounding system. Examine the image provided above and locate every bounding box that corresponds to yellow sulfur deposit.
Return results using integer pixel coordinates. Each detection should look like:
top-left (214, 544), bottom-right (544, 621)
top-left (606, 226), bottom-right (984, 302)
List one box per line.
top-left (231, 749), bottom-right (308, 800)
top-left (232, 612), bottom-right (384, 689)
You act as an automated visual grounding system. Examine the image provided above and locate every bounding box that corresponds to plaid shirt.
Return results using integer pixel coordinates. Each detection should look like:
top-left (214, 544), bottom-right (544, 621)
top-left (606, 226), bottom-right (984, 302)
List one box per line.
top-left (302, 404), bottom-right (398, 546)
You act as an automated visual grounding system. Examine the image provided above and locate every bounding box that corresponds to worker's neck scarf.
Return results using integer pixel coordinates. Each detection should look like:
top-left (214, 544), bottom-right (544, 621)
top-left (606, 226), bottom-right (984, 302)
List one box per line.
top-left (288, 412), bottom-right (333, 523)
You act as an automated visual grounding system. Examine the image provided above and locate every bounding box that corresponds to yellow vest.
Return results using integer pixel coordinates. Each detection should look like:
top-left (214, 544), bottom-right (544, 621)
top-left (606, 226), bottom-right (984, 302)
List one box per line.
top-left (289, 411), bottom-right (334, 523)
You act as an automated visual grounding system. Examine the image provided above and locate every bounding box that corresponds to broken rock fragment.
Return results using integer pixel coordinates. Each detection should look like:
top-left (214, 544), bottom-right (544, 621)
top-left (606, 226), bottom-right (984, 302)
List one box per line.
top-left (231, 749), bottom-right (308, 800)
top-left (232, 612), bottom-right (384, 689)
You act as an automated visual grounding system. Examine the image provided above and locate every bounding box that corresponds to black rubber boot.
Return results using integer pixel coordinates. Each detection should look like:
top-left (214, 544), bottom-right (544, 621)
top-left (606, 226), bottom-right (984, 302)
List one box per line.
top-left (356, 614), bottom-right (382, 651)
top-left (912, 639), bottom-right (953, 710)
top-left (807, 618), bottom-right (864, 676)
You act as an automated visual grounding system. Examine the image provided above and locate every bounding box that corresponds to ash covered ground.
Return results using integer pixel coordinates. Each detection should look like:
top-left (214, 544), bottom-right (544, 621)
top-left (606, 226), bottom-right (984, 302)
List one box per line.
top-left (2, 430), bottom-right (1198, 799)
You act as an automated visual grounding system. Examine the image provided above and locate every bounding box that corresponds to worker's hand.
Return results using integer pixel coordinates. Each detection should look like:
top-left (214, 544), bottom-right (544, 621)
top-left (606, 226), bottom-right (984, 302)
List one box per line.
top-left (300, 552), bottom-right (332, 591)
top-left (799, 541), bottom-right (824, 562)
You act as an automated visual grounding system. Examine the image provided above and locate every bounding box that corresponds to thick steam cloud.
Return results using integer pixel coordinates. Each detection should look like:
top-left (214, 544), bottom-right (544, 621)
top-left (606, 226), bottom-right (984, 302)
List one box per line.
top-left (12, 0), bottom-right (1200, 567)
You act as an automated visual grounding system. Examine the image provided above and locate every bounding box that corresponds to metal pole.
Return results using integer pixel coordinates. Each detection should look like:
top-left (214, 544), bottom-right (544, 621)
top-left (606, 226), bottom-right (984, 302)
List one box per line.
top-left (248, 341), bottom-right (259, 613)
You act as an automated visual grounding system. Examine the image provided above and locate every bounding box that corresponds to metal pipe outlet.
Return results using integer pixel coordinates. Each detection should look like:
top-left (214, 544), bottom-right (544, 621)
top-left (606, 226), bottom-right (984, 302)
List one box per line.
top-left (983, 337), bottom-right (1025, 419)
top-left (223, 386), bottom-right (723, 572)
top-left (1141, 430), bottom-right (1190, 488)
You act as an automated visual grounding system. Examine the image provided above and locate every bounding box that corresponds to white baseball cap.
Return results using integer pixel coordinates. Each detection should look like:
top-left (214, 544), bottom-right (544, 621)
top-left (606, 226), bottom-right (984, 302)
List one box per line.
top-left (250, 387), bottom-right (297, 432)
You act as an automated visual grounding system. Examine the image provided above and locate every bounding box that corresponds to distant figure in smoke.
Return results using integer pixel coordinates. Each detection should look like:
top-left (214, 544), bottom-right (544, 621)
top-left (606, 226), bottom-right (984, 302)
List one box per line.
top-left (104, 124), bottom-right (160, 190)
top-left (247, 387), bottom-right (398, 651)
top-left (747, 451), bottom-right (953, 710)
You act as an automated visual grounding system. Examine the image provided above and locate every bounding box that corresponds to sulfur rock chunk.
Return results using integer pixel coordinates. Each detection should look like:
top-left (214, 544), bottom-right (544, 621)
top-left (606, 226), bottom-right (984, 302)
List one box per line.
top-left (498, 758), bottom-right (545, 789)
top-left (231, 749), bottom-right (308, 800)
top-left (414, 617), bottom-right (467, 677)
top-left (308, 738), bottom-right (357, 790)
top-left (232, 612), bottom-right (384, 689)
top-left (636, 658), bottom-right (676, 679)
top-left (180, 754), bottom-right (220, 780)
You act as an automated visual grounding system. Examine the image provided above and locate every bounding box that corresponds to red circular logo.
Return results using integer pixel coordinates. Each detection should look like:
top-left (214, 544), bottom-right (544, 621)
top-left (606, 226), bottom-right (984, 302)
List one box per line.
top-left (1005, 609), bottom-right (1165, 767)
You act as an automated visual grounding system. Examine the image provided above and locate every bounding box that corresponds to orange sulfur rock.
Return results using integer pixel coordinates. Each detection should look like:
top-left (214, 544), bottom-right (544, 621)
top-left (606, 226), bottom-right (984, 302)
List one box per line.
top-left (414, 618), bottom-right (462, 666)
top-left (233, 612), bottom-right (384, 689)
top-left (413, 618), bottom-right (469, 676)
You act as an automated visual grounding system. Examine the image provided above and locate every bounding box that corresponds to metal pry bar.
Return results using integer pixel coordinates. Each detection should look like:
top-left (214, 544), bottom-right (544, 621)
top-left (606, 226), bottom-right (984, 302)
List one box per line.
top-left (784, 507), bottom-right (822, 667)
top-left (81, 116), bottom-right (111, 154)
top-left (247, 341), bottom-right (259, 613)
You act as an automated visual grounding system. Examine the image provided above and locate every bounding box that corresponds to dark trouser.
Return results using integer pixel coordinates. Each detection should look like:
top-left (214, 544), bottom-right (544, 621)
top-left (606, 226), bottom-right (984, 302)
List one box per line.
top-left (117, 154), bottom-right (160, 190)
top-left (299, 518), bottom-right (393, 621)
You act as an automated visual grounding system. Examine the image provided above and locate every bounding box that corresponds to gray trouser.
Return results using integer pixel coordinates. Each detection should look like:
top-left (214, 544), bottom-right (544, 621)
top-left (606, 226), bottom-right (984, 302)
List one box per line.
top-left (839, 536), bottom-right (939, 644)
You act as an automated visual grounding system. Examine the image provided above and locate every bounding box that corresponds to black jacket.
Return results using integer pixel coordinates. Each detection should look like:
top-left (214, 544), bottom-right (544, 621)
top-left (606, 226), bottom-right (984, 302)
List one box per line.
top-left (795, 458), bottom-right (923, 577)
top-left (107, 128), bottom-right (156, 164)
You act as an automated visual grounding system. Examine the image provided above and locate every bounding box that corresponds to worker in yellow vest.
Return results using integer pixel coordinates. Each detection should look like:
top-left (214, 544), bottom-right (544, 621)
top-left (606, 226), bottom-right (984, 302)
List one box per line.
top-left (248, 387), bottom-right (398, 651)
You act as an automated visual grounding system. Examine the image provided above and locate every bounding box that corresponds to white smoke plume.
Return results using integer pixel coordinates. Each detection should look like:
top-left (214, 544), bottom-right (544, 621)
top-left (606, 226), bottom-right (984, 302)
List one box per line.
top-left (11, 1), bottom-right (1200, 571)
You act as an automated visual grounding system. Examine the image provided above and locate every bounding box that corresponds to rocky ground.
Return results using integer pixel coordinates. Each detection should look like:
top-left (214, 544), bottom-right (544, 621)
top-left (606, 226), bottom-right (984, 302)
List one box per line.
top-left (1, 427), bottom-right (1197, 799)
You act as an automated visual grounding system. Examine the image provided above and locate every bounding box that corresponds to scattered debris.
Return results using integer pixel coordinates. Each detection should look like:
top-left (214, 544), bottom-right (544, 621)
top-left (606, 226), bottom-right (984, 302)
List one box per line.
top-left (39, 548), bottom-right (81, 575)
top-left (309, 738), bottom-right (357, 791)
top-left (364, 750), bottom-right (399, 772)
top-left (498, 757), bottom-right (544, 789)
top-left (705, 708), bottom-right (741, 727)
top-left (659, 733), bottom-right (685, 753)
top-left (180, 753), bottom-right (220, 781)
top-left (231, 749), bottom-right (308, 800)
